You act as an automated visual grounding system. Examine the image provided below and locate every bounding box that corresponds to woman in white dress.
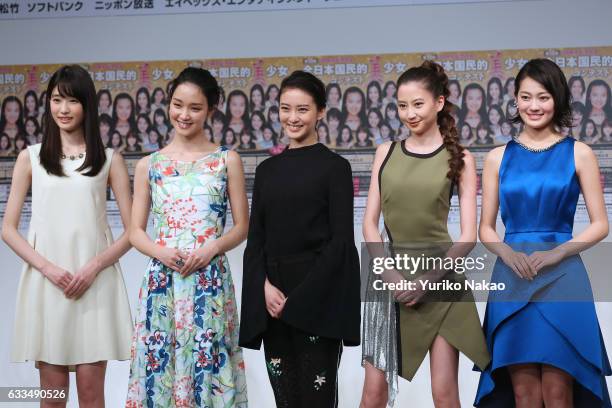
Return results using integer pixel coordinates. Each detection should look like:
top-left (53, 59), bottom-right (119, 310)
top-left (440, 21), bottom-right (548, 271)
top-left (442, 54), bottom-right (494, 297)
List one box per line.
top-left (1, 65), bottom-right (133, 408)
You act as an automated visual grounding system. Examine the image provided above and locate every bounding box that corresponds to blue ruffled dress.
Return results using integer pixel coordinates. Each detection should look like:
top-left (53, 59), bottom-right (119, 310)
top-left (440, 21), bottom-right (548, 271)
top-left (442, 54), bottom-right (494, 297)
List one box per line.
top-left (475, 138), bottom-right (611, 407)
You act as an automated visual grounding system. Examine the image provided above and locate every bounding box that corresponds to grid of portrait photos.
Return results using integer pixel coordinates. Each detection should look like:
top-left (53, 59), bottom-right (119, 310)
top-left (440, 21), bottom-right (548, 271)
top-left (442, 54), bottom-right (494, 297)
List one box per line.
top-left (0, 50), bottom-right (610, 157)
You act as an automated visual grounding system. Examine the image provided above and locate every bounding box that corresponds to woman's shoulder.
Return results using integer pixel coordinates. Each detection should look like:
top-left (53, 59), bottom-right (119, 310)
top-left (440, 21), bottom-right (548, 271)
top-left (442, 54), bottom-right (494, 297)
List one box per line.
top-left (27, 142), bottom-right (42, 154)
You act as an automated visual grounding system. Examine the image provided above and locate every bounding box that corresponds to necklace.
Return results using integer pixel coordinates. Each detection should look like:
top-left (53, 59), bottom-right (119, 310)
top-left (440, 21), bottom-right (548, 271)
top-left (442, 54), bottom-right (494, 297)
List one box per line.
top-left (514, 136), bottom-right (567, 153)
top-left (61, 152), bottom-right (85, 160)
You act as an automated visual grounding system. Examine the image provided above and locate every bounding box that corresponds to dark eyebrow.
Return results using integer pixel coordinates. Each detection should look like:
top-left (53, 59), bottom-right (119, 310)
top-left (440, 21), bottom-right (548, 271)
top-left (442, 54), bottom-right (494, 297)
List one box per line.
top-left (172, 97), bottom-right (203, 107)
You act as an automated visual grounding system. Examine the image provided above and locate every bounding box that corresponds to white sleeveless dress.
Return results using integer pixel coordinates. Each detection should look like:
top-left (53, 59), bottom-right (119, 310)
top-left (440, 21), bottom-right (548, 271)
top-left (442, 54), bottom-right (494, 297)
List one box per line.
top-left (11, 143), bottom-right (133, 369)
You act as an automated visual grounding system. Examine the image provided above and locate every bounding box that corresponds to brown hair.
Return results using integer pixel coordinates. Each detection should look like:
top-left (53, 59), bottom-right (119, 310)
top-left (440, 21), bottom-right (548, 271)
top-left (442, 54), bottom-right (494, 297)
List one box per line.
top-left (397, 60), bottom-right (465, 181)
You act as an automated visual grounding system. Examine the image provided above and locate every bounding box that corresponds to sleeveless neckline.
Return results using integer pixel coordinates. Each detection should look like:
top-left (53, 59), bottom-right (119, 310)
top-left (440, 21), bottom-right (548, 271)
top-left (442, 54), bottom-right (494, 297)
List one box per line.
top-left (513, 136), bottom-right (569, 153)
top-left (400, 140), bottom-right (445, 158)
top-left (156, 146), bottom-right (222, 163)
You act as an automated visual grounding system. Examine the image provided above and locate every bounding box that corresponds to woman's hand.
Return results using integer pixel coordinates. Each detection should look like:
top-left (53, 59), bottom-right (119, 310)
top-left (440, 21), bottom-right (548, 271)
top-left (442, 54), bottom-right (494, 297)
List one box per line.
top-left (63, 259), bottom-right (100, 299)
top-left (157, 246), bottom-right (189, 273)
top-left (528, 248), bottom-right (566, 274)
top-left (396, 279), bottom-right (427, 307)
top-left (41, 263), bottom-right (73, 291)
top-left (499, 247), bottom-right (536, 280)
top-left (264, 278), bottom-right (286, 318)
top-left (179, 241), bottom-right (219, 277)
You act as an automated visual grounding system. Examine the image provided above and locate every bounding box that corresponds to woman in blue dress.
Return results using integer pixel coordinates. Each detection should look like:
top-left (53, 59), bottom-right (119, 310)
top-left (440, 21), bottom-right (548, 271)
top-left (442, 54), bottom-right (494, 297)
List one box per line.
top-left (476, 59), bottom-right (611, 407)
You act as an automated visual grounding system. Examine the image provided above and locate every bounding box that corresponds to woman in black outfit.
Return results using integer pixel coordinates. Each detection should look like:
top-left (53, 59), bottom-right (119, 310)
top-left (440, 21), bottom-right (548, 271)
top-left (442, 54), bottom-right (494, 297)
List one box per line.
top-left (239, 70), bottom-right (361, 408)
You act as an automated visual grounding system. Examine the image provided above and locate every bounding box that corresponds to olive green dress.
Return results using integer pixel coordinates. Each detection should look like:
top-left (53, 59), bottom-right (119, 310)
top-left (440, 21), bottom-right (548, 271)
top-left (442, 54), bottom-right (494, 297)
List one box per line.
top-left (379, 141), bottom-right (490, 381)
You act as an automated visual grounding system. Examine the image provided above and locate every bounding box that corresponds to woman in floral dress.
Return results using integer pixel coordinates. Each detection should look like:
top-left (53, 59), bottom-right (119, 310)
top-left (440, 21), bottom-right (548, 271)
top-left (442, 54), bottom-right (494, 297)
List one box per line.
top-left (126, 67), bottom-right (249, 407)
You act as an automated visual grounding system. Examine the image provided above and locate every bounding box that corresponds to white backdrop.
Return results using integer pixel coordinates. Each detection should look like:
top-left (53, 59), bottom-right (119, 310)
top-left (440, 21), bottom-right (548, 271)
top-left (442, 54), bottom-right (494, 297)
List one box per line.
top-left (1, 0), bottom-right (612, 406)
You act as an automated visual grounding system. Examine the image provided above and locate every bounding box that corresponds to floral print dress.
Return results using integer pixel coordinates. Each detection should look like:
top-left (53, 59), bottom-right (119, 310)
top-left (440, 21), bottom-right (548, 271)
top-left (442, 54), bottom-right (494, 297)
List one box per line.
top-left (126, 147), bottom-right (247, 408)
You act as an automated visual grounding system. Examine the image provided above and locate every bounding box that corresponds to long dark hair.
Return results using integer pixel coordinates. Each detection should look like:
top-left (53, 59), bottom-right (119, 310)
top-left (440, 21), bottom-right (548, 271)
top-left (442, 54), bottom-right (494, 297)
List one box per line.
top-left (459, 83), bottom-right (487, 125)
top-left (135, 87), bottom-right (151, 115)
top-left (40, 65), bottom-right (106, 177)
top-left (112, 92), bottom-right (136, 130)
top-left (397, 60), bottom-right (465, 181)
top-left (341, 86), bottom-right (367, 127)
top-left (24, 90), bottom-right (39, 117)
top-left (585, 79), bottom-right (612, 120)
top-left (0, 95), bottom-right (26, 135)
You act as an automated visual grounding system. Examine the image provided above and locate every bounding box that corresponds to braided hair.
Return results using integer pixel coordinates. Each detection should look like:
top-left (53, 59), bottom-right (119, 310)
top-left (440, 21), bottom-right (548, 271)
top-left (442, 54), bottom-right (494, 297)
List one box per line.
top-left (397, 60), bottom-right (465, 181)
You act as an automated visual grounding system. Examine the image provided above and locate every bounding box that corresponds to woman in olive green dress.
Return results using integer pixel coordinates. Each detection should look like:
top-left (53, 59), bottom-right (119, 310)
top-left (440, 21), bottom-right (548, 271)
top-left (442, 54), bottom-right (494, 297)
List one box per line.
top-left (360, 61), bottom-right (490, 407)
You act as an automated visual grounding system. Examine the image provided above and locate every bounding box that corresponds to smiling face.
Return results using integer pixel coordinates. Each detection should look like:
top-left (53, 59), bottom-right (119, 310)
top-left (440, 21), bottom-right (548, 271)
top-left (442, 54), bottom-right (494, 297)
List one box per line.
top-left (116, 97), bottom-right (132, 122)
top-left (263, 127), bottom-right (274, 141)
top-left (251, 88), bottom-right (263, 108)
top-left (4, 100), bottom-right (20, 125)
top-left (327, 86), bottom-right (340, 105)
top-left (488, 82), bottom-right (501, 102)
top-left (268, 86), bottom-right (279, 102)
top-left (240, 131), bottom-right (250, 144)
top-left (251, 114), bottom-right (263, 131)
top-left (127, 134), bottom-right (138, 146)
top-left (317, 125), bottom-right (328, 141)
top-left (465, 88), bottom-right (483, 113)
top-left (212, 118), bottom-right (224, 134)
top-left (137, 91), bottom-right (149, 110)
top-left (488, 108), bottom-right (501, 125)
top-left (571, 109), bottom-right (583, 127)
top-left (381, 124), bottom-right (391, 138)
top-left (279, 87), bottom-right (324, 145)
top-left (516, 76), bottom-right (555, 131)
top-left (357, 129), bottom-right (368, 142)
top-left (137, 116), bottom-right (148, 133)
top-left (341, 127), bottom-right (352, 142)
top-left (25, 119), bottom-right (36, 136)
top-left (477, 126), bottom-right (489, 140)
top-left (368, 111), bottom-right (380, 128)
top-left (111, 131), bottom-right (122, 147)
top-left (168, 82), bottom-right (210, 139)
top-left (590, 84), bottom-right (608, 110)
top-left (100, 121), bottom-right (110, 137)
top-left (25, 95), bottom-right (37, 114)
top-left (224, 129), bottom-right (235, 144)
top-left (50, 87), bottom-right (84, 133)
top-left (585, 121), bottom-right (595, 137)
top-left (368, 85), bottom-right (380, 104)
top-left (449, 83), bottom-right (460, 100)
top-left (269, 110), bottom-right (279, 122)
top-left (0, 135), bottom-right (9, 150)
top-left (229, 94), bottom-right (246, 119)
top-left (153, 89), bottom-right (164, 105)
top-left (99, 92), bottom-right (110, 110)
top-left (328, 116), bottom-right (339, 131)
top-left (385, 83), bottom-right (396, 99)
top-left (397, 81), bottom-right (444, 136)
top-left (570, 80), bottom-right (584, 100)
top-left (345, 91), bottom-right (363, 116)
top-left (149, 129), bottom-right (160, 143)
